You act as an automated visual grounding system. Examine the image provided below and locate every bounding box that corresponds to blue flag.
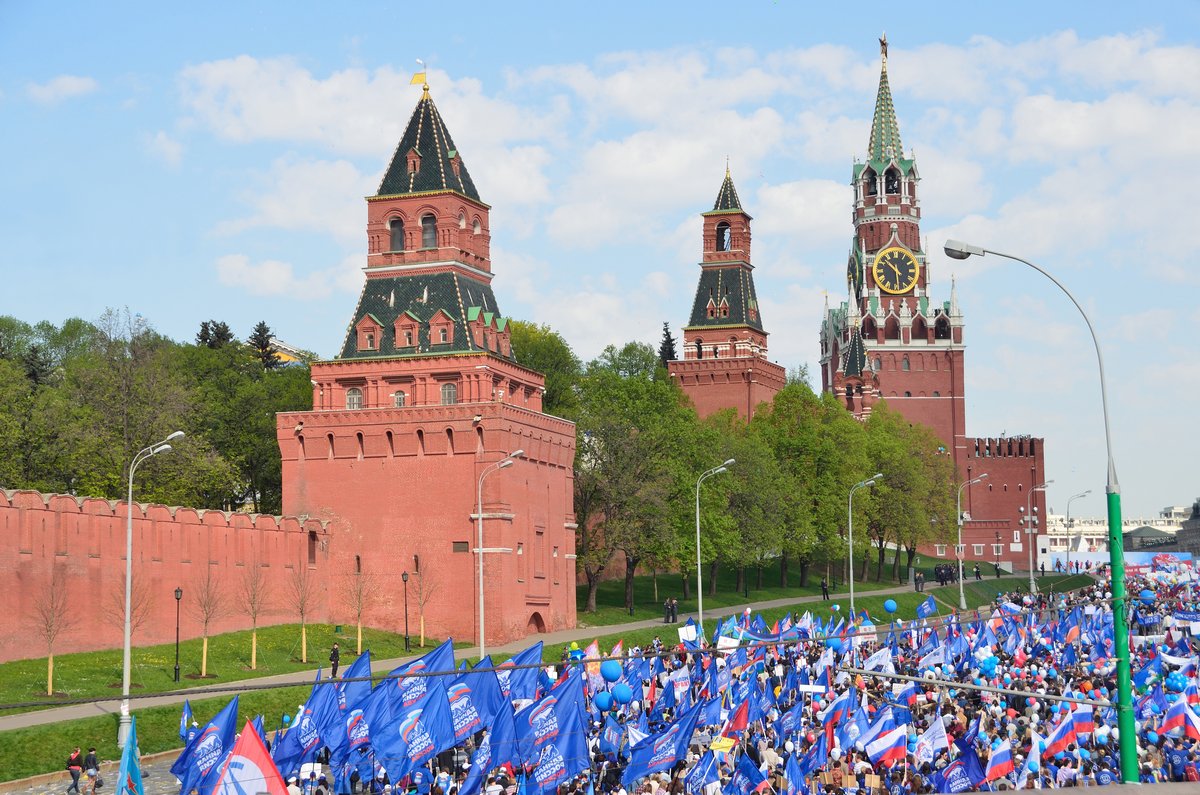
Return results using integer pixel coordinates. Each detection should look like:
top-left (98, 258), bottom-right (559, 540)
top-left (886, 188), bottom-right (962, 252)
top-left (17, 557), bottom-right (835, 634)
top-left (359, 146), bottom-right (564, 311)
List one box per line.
top-left (917, 596), bottom-right (938, 620)
top-left (381, 639), bottom-right (456, 713)
top-left (796, 729), bottom-right (828, 777)
top-left (724, 754), bottom-right (766, 795)
top-left (930, 745), bottom-right (986, 793)
top-left (459, 703), bottom-right (518, 795)
top-left (529, 693), bottom-right (590, 795)
top-left (171, 695), bottom-right (239, 795)
top-left (498, 641), bottom-right (544, 701)
top-left (684, 751), bottom-right (720, 795)
top-left (117, 715), bottom-right (144, 795)
top-left (273, 679), bottom-right (339, 777)
top-left (179, 700), bottom-right (194, 743)
top-left (515, 672), bottom-right (586, 767)
top-left (782, 752), bottom-right (805, 795)
top-left (373, 679), bottom-right (456, 782)
top-left (622, 702), bottom-right (703, 785)
top-left (448, 655), bottom-right (507, 744)
top-left (327, 652), bottom-right (376, 767)
top-left (599, 714), bottom-right (624, 758)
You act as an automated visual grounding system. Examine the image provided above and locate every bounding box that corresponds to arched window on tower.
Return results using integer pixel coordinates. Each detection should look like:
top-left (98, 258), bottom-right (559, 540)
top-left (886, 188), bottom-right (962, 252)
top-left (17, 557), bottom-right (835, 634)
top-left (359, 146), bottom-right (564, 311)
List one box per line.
top-left (913, 316), bottom-right (928, 342)
top-left (885, 168), bottom-right (900, 195)
top-left (863, 168), bottom-right (878, 197)
top-left (884, 316), bottom-right (900, 340)
top-left (346, 387), bottom-right (363, 410)
top-left (935, 316), bottom-right (951, 339)
top-left (901, 356), bottom-right (910, 372)
top-left (421, 214), bottom-right (437, 248)
top-left (695, 339), bottom-right (703, 360)
top-left (873, 356), bottom-right (882, 371)
top-left (862, 317), bottom-right (877, 340)
top-left (389, 218), bottom-right (405, 251)
top-left (440, 383), bottom-right (458, 405)
top-left (716, 222), bottom-right (731, 252)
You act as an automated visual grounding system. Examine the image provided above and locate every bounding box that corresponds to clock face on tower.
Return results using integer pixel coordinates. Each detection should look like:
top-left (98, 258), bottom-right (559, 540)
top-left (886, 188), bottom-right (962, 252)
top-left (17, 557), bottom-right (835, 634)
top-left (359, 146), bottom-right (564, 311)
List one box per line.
top-left (872, 246), bottom-right (920, 295)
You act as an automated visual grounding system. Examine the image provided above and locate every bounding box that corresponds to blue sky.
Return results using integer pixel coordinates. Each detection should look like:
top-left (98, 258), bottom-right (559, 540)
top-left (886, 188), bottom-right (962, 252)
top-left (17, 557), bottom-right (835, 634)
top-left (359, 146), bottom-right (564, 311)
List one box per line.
top-left (3, 2), bottom-right (1198, 519)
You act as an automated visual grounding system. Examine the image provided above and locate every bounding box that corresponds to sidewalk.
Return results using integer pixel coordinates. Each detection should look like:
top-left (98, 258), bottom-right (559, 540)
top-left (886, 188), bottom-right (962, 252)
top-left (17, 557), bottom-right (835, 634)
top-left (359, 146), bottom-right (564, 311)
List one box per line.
top-left (0, 581), bottom-right (921, 733)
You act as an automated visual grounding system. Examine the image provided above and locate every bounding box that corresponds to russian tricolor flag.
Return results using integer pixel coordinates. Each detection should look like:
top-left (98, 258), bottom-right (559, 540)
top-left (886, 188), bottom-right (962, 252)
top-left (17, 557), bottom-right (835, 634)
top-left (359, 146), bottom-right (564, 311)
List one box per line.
top-left (1071, 703), bottom-right (1095, 737)
top-left (1162, 699), bottom-right (1200, 739)
top-left (865, 725), bottom-right (909, 767)
top-left (1043, 714), bottom-right (1078, 757)
top-left (985, 740), bottom-right (1015, 782)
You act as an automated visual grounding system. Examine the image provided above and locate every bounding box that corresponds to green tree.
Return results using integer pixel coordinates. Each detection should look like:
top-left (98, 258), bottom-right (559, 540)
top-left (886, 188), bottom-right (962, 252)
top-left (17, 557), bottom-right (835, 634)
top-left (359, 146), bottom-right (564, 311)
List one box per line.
top-left (247, 321), bottom-right (281, 370)
top-left (196, 320), bottom-right (235, 349)
top-left (508, 320), bottom-right (581, 418)
top-left (658, 322), bottom-right (678, 366)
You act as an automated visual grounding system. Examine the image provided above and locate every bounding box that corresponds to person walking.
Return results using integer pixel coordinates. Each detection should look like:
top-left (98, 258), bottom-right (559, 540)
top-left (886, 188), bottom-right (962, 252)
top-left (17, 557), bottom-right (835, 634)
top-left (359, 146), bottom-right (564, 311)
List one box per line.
top-left (820, 577), bottom-right (829, 601)
top-left (66, 747), bottom-right (84, 795)
top-left (329, 643), bottom-right (341, 678)
top-left (974, 563), bottom-right (981, 581)
top-left (83, 748), bottom-right (99, 795)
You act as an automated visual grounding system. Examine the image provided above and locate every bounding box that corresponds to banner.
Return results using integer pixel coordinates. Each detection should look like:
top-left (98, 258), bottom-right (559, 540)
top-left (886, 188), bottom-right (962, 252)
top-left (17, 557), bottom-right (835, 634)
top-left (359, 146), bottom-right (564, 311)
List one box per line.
top-left (171, 696), bottom-right (240, 795)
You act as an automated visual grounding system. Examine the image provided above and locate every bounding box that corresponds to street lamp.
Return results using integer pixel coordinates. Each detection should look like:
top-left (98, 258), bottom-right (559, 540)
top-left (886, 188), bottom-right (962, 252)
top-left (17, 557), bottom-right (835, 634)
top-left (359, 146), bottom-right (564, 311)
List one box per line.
top-left (695, 459), bottom-right (735, 638)
top-left (401, 572), bottom-right (410, 653)
top-left (173, 587), bottom-right (183, 683)
top-left (475, 449), bottom-right (523, 660)
top-left (1020, 480), bottom-right (1053, 593)
top-left (1065, 489), bottom-right (1092, 571)
top-left (848, 474), bottom-right (882, 619)
top-left (956, 474), bottom-right (988, 610)
top-left (119, 430), bottom-right (184, 749)
top-left (945, 239), bottom-right (1136, 783)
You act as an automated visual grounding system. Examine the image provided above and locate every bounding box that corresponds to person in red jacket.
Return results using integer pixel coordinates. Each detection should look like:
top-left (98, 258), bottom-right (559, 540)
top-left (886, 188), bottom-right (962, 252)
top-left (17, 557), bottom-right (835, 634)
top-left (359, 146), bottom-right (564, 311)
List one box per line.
top-left (66, 747), bottom-right (83, 795)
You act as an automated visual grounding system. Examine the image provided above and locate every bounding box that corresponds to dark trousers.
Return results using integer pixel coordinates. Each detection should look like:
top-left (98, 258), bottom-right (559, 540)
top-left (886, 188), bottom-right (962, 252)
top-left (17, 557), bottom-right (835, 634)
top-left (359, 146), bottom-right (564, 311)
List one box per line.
top-left (68, 770), bottom-right (81, 795)
top-left (331, 661), bottom-right (339, 677)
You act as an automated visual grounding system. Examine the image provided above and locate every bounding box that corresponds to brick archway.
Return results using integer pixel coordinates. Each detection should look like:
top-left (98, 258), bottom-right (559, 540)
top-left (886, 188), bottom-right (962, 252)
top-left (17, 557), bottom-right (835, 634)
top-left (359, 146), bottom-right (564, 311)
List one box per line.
top-left (526, 612), bottom-right (547, 634)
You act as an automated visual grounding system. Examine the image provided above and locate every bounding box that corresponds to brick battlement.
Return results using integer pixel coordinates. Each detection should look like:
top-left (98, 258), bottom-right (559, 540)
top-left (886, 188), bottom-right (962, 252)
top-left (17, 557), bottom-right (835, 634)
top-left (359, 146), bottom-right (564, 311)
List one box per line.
top-left (1, 487), bottom-right (336, 664)
top-left (967, 436), bottom-right (1043, 459)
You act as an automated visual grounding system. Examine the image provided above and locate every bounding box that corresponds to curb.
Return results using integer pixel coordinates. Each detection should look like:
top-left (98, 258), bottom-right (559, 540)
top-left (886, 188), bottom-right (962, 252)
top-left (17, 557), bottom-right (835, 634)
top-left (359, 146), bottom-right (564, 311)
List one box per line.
top-left (0, 749), bottom-right (181, 795)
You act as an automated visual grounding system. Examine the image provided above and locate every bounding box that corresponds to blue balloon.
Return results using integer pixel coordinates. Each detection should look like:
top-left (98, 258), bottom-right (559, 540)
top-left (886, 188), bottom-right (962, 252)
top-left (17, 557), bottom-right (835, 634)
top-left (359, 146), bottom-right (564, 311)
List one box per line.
top-left (831, 604), bottom-right (841, 612)
top-left (600, 659), bottom-right (622, 683)
top-left (1097, 734), bottom-right (1108, 746)
top-left (1148, 732), bottom-right (1159, 744)
top-left (612, 683), bottom-right (634, 704)
top-left (884, 599), bottom-right (898, 614)
top-left (594, 691), bottom-right (614, 712)
top-left (827, 637), bottom-right (843, 652)
top-left (283, 714), bottom-right (292, 725)
top-left (1027, 760), bottom-right (1039, 772)
top-left (1079, 749), bottom-right (1091, 760)
top-left (1141, 589), bottom-right (1155, 604)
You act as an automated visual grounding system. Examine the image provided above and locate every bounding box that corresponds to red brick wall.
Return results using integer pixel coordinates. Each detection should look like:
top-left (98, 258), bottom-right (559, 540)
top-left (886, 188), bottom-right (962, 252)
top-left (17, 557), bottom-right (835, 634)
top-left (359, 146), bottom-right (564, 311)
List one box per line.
top-left (669, 356), bottom-right (787, 420)
top-left (957, 436), bottom-right (1048, 571)
top-left (1, 489), bottom-right (331, 664)
top-left (278, 392), bottom-right (577, 648)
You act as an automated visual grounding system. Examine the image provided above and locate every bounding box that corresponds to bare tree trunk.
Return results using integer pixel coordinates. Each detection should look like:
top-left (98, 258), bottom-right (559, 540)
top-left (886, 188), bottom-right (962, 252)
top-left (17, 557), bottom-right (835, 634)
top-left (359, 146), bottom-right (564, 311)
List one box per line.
top-left (680, 571), bottom-right (691, 600)
top-left (780, 552), bottom-right (789, 588)
top-left (357, 621), bottom-right (363, 654)
top-left (735, 566), bottom-right (745, 594)
top-left (201, 635), bottom-right (209, 677)
top-left (419, 616), bottom-right (425, 648)
top-left (585, 572), bottom-right (601, 612)
top-left (251, 629), bottom-right (258, 670)
top-left (799, 559), bottom-right (810, 587)
top-left (623, 556), bottom-right (639, 610)
top-left (756, 566), bottom-right (763, 589)
top-left (47, 654), bottom-right (54, 697)
top-left (707, 561), bottom-right (719, 598)
top-left (876, 543), bottom-right (886, 581)
top-left (301, 623), bottom-right (307, 664)
top-left (652, 569), bottom-right (658, 603)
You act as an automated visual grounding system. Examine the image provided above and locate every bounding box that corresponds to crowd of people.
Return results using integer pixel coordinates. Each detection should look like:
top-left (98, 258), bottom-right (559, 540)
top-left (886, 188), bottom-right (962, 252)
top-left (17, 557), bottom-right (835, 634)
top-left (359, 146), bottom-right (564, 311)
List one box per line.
top-left (171, 560), bottom-right (1200, 795)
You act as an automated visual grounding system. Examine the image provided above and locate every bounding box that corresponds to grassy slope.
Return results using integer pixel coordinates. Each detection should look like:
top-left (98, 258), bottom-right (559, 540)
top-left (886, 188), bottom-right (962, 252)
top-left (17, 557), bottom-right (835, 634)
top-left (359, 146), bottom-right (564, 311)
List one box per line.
top-left (0, 623), bottom-right (455, 715)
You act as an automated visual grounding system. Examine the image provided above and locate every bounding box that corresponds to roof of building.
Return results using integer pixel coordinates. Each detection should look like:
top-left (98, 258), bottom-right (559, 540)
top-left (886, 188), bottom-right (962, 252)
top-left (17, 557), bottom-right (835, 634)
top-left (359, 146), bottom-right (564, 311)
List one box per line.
top-left (375, 90), bottom-right (481, 202)
top-left (1125, 525), bottom-right (1174, 539)
top-left (842, 328), bottom-right (867, 377)
top-left (856, 35), bottom-right (916, 178)
top-left (708, 168), bottom-right (743, 213)
top-left (336, 271), bottom-right (510, 360)
top-left (685, 265), bottom-right (764, 333)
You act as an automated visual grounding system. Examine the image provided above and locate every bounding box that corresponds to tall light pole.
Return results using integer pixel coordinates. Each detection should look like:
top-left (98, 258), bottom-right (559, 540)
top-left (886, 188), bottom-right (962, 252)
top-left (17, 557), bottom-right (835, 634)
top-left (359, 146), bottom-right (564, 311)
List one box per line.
top-left (1065, 489), bottom-right (1092, 571)
top-left (119, 430), bottom-right (184, 748)
top-left (173, 587), bottom-right (183, 683)
top-left (401, 571), bottom-right (410, 653)
top-left (475, 449), bottom-right (522, 660)
top-left (945, 239), bottom-right (1136, 783)
top-left (1020, 480), bottom-right (1053, 593)
top-left (956, 473), bottom-right (988, 610)
top-left (848, 474), bottom-right (882, 619)
top-left (695, 459), bottom-right (735, 639)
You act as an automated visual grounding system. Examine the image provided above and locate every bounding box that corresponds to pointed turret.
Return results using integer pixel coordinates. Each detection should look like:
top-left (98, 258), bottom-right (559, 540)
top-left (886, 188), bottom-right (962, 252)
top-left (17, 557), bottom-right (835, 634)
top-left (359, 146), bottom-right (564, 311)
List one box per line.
top-left (711, 165), bottom-right (743, 212)
top-left (376, 90), bottom-right (480, 201)
top-left (867, 34), bottom-right (904, 168)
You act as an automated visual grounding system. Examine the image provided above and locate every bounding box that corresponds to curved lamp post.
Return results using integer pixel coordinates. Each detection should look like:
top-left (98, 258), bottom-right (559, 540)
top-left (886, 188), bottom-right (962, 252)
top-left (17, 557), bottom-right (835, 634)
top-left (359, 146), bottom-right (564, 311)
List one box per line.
top-left (119, 430), bottom-right (184, 748)
top-left (475, 449), bottom-right (523, 660)
top-left (956, 473), bottom-right (988, 610)
top-left (848, 474), bottom-right (882, 619)
top-left (695, 459), bottom-right (735, 638)
top-left (944, 238), bottom-right (1135, 783)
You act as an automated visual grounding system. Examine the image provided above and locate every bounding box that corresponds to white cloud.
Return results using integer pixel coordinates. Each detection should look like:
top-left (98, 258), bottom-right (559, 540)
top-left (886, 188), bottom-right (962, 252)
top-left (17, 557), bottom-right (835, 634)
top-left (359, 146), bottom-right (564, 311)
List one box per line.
top-left (145, 130), bottom-right (183, 166)
top-left (215, 156), bottom-right (373, 242)
top-left (215, 253), bottom-right (360, 300)
top-left (27, 75), bottom-right (97, 105)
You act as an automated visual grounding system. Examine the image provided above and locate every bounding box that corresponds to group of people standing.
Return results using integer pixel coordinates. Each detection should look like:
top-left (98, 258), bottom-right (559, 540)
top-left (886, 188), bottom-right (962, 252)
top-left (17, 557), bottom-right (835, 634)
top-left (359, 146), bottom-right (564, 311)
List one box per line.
top-left (65, 747), bottom-right (100, 795)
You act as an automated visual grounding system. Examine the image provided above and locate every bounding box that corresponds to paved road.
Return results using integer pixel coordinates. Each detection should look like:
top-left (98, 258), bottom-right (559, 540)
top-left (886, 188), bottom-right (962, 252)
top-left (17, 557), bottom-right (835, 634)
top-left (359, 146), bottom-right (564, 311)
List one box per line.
top-left (0, 581), bottom-right (923, 733)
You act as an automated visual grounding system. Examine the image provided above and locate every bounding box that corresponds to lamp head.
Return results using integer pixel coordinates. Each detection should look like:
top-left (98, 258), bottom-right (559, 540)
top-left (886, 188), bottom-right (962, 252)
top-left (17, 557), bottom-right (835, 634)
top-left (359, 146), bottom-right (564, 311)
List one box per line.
top-left (976, 473), bottom-right (990, 482)
top-left (402, 571), bottom-right (409, 583)
top-left (166, 430), bottom-right (186, 442)
top-left (498, 459), bottom-right (514, 470)
top-left (944, 239), bottom-right (984, 260)
top-left (175, 587), bottom-right (183, 601)
top-left (872, 472), bottom-right (883, 480)
top-left (152, 443), bottom-right (173, 455)
top-left (722, 459), bottom-right (736, 468)
top-left (713, 467), bottom-right (727, 475)
top-left (508, 449), bottom-right (525, 459)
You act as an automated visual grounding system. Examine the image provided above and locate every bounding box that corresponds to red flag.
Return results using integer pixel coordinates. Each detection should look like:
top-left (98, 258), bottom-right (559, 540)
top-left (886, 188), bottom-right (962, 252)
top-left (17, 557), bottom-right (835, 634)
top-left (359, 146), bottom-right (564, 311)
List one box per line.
top-left (646, 676), bottom-right (657, 708)
top-left (212, 721), bottom-right (288, 795)
top-left (722, 699), bottom-right (750, 737)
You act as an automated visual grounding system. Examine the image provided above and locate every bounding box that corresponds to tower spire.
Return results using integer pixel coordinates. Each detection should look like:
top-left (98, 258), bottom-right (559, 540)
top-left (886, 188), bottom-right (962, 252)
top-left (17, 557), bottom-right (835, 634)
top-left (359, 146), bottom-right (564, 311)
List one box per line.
top-left (867, 33), bottom-right (903, 165)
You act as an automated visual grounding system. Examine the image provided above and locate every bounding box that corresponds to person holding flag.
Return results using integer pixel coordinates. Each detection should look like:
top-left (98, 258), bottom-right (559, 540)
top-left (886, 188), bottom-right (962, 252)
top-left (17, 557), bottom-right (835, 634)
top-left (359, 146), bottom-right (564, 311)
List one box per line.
top-left (117, 716), bottom-right (143, 795)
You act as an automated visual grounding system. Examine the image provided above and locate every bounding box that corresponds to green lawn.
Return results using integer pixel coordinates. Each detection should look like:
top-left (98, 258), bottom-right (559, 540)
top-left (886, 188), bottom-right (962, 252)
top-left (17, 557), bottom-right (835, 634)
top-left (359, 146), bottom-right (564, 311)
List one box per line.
top-left (0, 623), bottom-right (454, 715)
top-left (0, 683), bottom-right (312, 783)
top-left (576, 557), bottom-right (896, 627)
